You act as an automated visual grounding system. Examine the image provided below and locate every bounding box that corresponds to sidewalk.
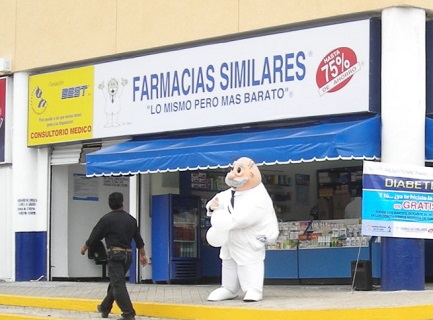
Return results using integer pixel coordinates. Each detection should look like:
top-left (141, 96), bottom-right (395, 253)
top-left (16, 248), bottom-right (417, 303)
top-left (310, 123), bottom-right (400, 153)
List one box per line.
top-left (1, 281), bottom-right (433, 320)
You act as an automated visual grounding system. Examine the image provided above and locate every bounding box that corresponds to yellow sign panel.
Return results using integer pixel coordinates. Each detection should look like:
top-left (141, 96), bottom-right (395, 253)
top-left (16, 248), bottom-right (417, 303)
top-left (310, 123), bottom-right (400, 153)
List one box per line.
top-left (28, 66), bottom-right (94, 146)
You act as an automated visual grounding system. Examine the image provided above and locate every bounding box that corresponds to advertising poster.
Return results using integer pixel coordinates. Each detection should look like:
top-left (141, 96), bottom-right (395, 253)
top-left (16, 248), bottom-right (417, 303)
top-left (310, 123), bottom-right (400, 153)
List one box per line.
top-left (72, 173), bottom-right (99, 201)
top-left (92, 19), bottom-right (374, 139)
top-left (27, 19), bottom-right (376, 146)
top-left (28, 66), bottom-right (94, 146)
top-left (0, 78), bottom-right (5, 162)
top-left (362, 161), bottom-right (433, 239)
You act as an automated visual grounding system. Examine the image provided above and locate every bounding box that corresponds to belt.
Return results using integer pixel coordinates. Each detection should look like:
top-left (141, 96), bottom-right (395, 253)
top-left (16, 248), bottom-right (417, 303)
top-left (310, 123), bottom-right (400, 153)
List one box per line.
top-left (109, 247), bottom-right (132, 252)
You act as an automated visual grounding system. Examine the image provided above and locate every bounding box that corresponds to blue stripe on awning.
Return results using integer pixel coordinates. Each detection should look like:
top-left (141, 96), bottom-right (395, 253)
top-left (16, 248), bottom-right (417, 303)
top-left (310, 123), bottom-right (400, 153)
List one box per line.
top-left (86, 115), bottom-right (381, 177)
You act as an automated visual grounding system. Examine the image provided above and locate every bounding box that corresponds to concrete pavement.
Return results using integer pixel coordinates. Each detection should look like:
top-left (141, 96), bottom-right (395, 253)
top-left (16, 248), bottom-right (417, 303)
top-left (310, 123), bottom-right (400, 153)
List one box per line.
top-left (0, 281), bottom-right (433, 319)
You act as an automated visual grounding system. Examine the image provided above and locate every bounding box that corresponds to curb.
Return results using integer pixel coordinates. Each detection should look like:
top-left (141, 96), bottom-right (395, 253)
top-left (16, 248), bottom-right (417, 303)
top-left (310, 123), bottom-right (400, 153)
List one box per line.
top-left (0, 315), bottom-right (64, 320)
top-left (1, 294), bottom-right (433, 320)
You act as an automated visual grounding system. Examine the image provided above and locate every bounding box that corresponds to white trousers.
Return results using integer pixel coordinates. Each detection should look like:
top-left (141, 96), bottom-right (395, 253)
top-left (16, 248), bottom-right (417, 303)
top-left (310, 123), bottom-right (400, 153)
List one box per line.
top-left (221, 258), bottom-right (264, 294)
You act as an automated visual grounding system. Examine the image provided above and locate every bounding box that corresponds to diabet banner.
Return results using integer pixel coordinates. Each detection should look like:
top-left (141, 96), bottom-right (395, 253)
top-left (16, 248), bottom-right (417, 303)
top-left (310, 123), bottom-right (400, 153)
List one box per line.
top-left (362, 161), bottom-right (433, 239)
top-left (28, 19), bottom-right (379, 146)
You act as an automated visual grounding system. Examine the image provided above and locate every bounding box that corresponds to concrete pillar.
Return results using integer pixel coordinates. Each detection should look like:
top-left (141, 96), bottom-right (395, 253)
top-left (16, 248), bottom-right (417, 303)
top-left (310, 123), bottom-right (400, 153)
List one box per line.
top-left (380, 7), bottom-right (426, 291)
top-left (12, 72), bottom-right (50, 281)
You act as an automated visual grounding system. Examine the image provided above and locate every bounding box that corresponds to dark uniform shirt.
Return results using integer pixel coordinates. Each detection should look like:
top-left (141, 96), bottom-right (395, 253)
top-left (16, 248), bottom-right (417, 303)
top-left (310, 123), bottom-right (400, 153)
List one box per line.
top-left (85, 210), bottom-right (145, 250)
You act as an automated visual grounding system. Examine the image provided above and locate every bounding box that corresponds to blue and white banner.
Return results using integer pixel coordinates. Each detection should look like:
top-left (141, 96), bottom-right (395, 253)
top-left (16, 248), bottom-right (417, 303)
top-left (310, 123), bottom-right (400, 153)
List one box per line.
top-left (92, 19), bottom-right (375, 140)
top-left (362, 161), bottom-right (433, 239)
top-left (28, 19), bottom-right (378, 146)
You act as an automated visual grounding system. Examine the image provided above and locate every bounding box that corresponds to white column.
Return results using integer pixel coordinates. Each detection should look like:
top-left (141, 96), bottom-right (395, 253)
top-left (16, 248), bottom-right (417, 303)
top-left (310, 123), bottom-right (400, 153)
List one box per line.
top-left (12, 72), bottom-right (50, 281)
top-left (382, 7), bottom-right (425, 165)
top-left (0, 77), bottom-right (13, 281)
top-left (12, 72), bottom-right (49, 233)
top-left (380, 6), bottom-right (426, 291)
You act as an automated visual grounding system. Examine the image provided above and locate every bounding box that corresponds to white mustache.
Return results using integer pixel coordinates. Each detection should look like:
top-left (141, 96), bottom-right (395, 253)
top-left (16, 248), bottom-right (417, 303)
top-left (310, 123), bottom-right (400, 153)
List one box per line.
top-left (225, 176), bottom-right (248, 188)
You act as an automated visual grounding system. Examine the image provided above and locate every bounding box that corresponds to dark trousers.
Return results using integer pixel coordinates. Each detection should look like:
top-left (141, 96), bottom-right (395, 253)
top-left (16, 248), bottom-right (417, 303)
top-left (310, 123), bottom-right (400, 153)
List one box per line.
top-left (100, 250), bottom-right (134, 318)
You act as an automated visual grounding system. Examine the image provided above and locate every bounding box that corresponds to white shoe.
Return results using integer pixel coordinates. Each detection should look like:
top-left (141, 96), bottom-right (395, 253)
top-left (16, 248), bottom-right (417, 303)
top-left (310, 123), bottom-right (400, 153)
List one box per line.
top-left (243, 289), bottom-right (263, 302)
top-left (207, 287), bottom-right (238, 301)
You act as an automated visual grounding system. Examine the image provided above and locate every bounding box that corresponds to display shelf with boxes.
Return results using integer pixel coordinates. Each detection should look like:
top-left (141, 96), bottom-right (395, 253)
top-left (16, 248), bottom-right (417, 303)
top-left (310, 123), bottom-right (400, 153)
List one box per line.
top-left (317, 166), bottom-right (363, 220)
top-left (180, 170), bottom-right (227, 193)
top-left (262, 171), bottom-right (293, 217)
top-left (262, 172), bottom-right (292, 187)
top-left (267, 219), bottom-right (368, 251)
top-left (297, 219), bottom-right (368, 249)
top-left (266, 222), bottom-right (300, 250)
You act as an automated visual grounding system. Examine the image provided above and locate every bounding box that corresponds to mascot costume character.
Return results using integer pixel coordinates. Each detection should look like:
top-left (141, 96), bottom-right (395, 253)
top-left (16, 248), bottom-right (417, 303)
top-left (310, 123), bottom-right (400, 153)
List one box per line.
top-left (205, 157), bottom-right (279, 302)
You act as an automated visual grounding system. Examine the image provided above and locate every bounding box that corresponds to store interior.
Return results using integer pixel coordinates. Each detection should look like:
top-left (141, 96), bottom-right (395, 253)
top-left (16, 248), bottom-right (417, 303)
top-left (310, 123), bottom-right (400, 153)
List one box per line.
top-left (51, 159), bottom-right (377, 284)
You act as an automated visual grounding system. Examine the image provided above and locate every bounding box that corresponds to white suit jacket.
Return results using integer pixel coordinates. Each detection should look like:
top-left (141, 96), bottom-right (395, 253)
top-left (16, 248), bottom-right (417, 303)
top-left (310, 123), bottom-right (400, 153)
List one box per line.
top-left (207, 183), bottom-right (279, 265)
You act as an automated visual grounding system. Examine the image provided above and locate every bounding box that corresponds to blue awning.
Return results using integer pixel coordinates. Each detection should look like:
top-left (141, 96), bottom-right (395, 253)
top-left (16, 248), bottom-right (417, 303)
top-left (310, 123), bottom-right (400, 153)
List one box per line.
top-left (86, 115), bottom-right (381, 177)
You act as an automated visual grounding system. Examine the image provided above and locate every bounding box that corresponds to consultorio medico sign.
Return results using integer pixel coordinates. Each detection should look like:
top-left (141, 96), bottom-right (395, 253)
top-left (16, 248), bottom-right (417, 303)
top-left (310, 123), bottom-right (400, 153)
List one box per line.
top-left (27, 19), bottom-right (376, 146)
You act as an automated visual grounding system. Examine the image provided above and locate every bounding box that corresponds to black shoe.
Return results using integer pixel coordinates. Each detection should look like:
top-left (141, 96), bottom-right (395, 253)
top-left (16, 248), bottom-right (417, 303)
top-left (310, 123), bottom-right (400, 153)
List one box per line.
top-left (97, 305), bottom-right (109, 318)
top-left (117, 317), bottom-right (135, 320)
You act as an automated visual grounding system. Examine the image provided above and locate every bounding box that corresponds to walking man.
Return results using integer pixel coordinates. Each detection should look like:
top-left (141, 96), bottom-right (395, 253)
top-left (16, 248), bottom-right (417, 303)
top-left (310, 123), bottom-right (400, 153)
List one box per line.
top-left (81, 192), bottom-right (148, 320)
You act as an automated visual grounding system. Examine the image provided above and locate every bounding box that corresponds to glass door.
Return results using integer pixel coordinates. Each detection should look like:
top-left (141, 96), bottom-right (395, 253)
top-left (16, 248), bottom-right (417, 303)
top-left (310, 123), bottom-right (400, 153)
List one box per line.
top-left (172, 196), bottom-right (199, 259)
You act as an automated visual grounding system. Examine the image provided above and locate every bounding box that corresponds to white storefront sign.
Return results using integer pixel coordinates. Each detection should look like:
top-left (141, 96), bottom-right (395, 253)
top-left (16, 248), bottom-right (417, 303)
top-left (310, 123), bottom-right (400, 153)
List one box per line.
top-left (92, 19), bottom-right (375, 139)
top-left (28, 19), bottom-right (376, 145)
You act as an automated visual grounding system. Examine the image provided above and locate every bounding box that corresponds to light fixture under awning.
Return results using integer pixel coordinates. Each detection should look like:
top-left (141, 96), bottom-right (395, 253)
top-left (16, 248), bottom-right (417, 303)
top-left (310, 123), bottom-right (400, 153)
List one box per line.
top-left (85, 115), bottom-right (381, 177)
